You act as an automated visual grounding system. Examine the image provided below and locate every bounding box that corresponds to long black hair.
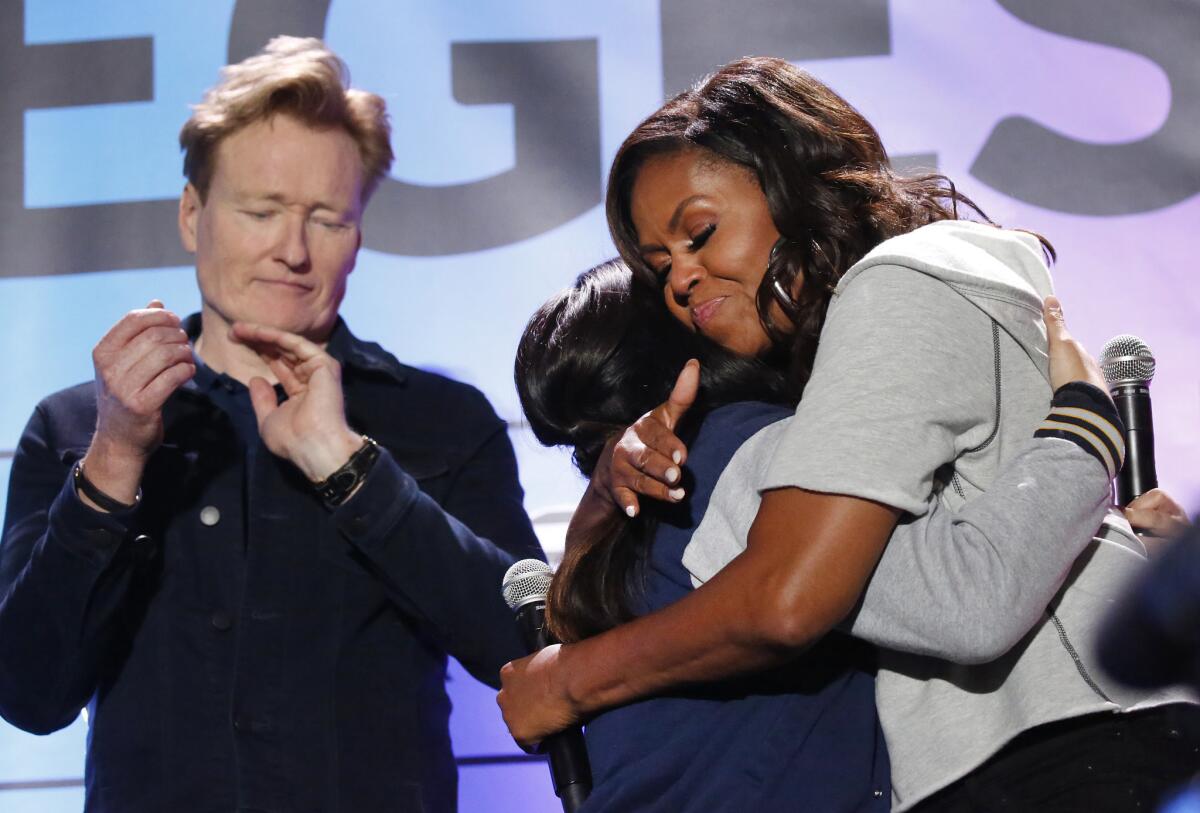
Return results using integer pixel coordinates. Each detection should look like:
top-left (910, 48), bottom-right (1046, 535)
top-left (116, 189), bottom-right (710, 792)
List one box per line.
top-left (516, 259), bottom-right (790, 642)
top-left (607, 56), bottom-right (1051, 397)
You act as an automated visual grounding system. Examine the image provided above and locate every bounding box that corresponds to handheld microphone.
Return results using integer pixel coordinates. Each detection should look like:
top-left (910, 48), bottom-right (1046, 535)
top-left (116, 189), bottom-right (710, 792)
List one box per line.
top-left (502, 559), bottom-right (592, 812)
top-left (1100, 334), bottom-right (1157, 505)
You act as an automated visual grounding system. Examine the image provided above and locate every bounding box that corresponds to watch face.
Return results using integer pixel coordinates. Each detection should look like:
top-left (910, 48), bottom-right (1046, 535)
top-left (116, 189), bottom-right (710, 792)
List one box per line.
top-left (333, 471), bottom-right (358, 491)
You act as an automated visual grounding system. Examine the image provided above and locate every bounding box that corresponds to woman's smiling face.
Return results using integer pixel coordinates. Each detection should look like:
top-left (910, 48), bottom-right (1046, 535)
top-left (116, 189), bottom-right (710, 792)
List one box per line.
top-left (629, 148), bottom-right (793, 357)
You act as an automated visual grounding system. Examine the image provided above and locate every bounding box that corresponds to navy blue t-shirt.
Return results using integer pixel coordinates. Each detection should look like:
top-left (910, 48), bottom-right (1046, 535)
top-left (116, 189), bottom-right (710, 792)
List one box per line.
top-left (581, 402), bottom-right (890, 812)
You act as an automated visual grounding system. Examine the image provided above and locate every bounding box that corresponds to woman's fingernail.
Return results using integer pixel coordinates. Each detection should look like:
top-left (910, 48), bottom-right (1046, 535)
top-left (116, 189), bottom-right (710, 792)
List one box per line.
top-left (669, 488), bottom-right (685, 501)
top-left (666, 466), bottom-right (680, 483)
top-left (625, 505), bottom-right (637, 518)
top-left (672, 451), bottom-right (682, 464)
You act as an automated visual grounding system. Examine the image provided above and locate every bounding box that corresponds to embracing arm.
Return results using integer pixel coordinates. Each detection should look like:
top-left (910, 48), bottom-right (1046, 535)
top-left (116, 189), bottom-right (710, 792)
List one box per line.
top-left (848, 295), bottom-right (1125, 661)
top-left (499, 488), bottom-right (898, 744)
top-left (850, 400), bottom-right (1116, 662)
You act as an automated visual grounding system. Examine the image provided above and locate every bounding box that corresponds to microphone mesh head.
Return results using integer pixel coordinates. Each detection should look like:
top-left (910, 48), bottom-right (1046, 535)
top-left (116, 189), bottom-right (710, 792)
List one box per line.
top-left (502, 559), bottom-right (554, 610)
top-left (1100, 334), bottom-right (1155, 387)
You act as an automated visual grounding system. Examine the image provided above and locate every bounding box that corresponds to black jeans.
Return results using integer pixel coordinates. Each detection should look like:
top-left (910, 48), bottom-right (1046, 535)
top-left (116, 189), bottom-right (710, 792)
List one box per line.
top-left (911, 704), bottom-right (1200, 813)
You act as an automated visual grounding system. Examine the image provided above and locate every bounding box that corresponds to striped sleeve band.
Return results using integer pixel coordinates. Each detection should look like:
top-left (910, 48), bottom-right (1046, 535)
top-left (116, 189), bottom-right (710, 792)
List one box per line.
top-left (1035, 381), bottom-right (1125, 479)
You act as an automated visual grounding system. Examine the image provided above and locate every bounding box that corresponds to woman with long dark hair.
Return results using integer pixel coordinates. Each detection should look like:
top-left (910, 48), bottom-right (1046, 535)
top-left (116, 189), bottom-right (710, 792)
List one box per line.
top-left (501, 58), bottom-right (1197, 811)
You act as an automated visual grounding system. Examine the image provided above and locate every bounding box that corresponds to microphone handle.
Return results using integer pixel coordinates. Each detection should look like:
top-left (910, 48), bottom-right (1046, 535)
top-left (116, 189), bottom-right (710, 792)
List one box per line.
top-left (514, 601), bottom-right (593, 812)
top-left (545, 728), bottom-right (593, 812)
top-left (1111, 383), bottom-right (1157, 506)
top-left (516, 600), bottom-right (552, 652)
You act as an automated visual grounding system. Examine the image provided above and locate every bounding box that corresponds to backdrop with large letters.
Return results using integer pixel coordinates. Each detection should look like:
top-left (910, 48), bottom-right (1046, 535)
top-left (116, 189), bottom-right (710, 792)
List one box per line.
top-left (2, 1), bottom-right (1198, 809)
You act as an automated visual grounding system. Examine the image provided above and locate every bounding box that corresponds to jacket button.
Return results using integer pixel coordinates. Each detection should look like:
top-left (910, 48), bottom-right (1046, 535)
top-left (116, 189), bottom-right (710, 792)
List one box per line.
top-left (210, 611), bottom-right (233, 631)
top-left (131, 533), bottom-right (157, 560)
top-left (199, 506), bottom-right (221, 526)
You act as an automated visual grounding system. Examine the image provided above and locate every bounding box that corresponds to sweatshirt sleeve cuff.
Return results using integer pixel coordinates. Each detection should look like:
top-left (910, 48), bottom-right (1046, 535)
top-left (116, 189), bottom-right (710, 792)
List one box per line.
top-left (1035, 381), bottom-right (1125, 479)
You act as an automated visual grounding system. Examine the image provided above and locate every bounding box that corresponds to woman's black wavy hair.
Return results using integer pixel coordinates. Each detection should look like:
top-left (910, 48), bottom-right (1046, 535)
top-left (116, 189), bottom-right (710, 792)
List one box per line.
top-left (515, 259), bottom-right (790, 642)
top-left (606, 56), bottom-right (1050, 397)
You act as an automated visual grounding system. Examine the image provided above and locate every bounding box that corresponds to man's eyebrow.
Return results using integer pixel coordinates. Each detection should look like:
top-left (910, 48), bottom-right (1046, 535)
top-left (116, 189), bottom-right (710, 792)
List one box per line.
top-left (255, 193), bottom-right (344, 214)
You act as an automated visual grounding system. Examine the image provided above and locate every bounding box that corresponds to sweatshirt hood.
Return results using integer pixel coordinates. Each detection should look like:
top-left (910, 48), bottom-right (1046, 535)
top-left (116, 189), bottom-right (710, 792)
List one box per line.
top-left (837, 220), bottom-right (1054, 385)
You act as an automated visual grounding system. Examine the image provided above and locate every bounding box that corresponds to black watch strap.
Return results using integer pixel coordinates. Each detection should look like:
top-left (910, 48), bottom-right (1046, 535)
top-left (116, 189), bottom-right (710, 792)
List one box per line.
top-left (74, 460), bottom-right (141, 513)
top-left (314, 436), bottom-right (381, 508)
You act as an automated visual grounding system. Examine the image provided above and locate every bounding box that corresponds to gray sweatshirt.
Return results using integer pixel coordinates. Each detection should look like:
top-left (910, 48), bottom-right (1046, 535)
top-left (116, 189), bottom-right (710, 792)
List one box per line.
top-left (681, 220), bottom-right (1193, 810)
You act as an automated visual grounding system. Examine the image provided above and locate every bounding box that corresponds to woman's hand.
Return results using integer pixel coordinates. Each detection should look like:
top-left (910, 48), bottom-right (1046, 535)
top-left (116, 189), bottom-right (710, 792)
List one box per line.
top-left (591, 359), bottom-right (700, 518)
top-left (1041, 297), bottom-right (1193, 553)
top-left (497, 644), bottom-right (583, 750)
top-left (1043, 295), bottom-right (1108, 394)
top-left (1125, 488), bottom-right (1192, 556)
top-left (228, 322), bottom-right (362, 482)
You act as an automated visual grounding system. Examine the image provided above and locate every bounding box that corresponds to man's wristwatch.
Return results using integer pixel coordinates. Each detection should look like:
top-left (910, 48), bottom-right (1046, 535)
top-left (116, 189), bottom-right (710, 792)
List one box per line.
top-left (313, 436), bottom-right (381, 508)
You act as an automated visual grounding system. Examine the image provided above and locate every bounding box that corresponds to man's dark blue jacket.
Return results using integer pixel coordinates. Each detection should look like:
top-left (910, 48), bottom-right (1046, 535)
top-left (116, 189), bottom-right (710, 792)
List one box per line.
top-left (0, 317), bottom-right (544, 813)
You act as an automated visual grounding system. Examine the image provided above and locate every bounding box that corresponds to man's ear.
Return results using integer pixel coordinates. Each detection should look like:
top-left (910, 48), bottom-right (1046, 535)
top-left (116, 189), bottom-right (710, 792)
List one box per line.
top-left (179, 183), bottom-right (201, 253)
